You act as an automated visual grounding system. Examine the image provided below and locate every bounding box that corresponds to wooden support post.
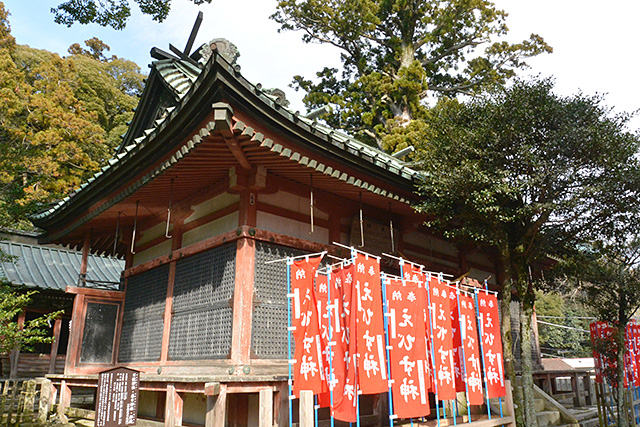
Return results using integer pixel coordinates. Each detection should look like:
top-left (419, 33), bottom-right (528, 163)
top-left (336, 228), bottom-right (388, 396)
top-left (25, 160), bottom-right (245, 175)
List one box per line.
top-left (79, 231), bottom-right (91, 277)
top-left (38, 378), bottom-right (52, 424)
top-left (595, 382), bottom-right (605, 427)
top-left (165, 384), bottom-right (183, 427)
top-left (65, 293), bottom-right (85, 374)
top-left (48, 317), bottom-right (63, 374)
top-left (274, 381), bottom-right (287, 427)
top-left (230, 237), bottom-right (256, 365)
top-left (583, 373), bottom-right (592, 406)
top-left (503, 380), bottom-right (517, 427)
top-left (259, 389), bottom-right (273, 427)
top-left (206, 384), bottom-right (227, 427)
top-left (329, 214), bottom-right (342, 243)
top-left (9, 311), bottom-right (26, 379)
top-left (57, 380), bottom-right (71, 422)
top-left (160, 261), bottom-right (176, 363)
top-left (299, 390), bottom-right (313, 427)
top-left (571, 373), bottom-right (584, 407)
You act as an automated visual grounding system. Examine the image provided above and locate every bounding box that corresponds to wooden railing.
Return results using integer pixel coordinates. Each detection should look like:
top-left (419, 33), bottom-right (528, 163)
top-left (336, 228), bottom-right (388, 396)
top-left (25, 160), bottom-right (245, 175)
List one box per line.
top-left (533, 369), bottom-right (595, 408)
top-left (0, 378), bottom-right (51, 426)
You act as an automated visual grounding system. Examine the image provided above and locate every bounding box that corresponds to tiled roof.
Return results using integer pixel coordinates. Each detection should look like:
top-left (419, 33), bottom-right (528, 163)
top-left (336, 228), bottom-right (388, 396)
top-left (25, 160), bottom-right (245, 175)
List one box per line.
top-left (33, 48), bottom-right (422, 224)
top-left (541, 358), bottom-right (575, 372)
top-left (0, 242), bottom-right (124, 291)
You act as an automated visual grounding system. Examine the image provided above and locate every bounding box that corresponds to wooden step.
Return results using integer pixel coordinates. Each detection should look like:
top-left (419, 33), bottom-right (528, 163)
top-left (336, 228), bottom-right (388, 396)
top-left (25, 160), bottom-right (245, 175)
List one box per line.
top-left (537, 409), bottom-right (561, 426)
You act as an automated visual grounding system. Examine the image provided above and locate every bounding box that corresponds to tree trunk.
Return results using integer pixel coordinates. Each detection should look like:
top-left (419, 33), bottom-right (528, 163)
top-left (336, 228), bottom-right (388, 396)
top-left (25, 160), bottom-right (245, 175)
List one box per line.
top-left (500, 278), bottom-right (522, 424)
top-left (520, 298), bottom-right (539, 427)
top-left (616, 326), bottom-right (630, 427)
top-left (497, 247), bottom-right (522, 425)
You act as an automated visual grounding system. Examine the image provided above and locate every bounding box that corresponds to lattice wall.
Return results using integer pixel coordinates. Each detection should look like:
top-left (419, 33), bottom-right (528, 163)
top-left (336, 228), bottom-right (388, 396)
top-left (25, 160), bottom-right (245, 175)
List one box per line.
top-left (168, 243), bottom-right (236, 359)
top-left (252, 241), bottom-right (308, 359)
top-left (118, 264), bottom-right (169, 362)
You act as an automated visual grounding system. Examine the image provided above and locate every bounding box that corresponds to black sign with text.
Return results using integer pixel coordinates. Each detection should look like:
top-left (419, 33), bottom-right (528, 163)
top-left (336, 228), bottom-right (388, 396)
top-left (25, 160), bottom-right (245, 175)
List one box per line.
top-left (95, 367), bottom-right (140, 427)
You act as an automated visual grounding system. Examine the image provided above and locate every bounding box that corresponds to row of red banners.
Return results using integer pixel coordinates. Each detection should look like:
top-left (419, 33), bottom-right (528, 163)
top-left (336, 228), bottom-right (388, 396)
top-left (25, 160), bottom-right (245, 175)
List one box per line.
top-left (590, 320), bottom-right (640, 388)
top-left (289, 253), bottom-right (506, 421)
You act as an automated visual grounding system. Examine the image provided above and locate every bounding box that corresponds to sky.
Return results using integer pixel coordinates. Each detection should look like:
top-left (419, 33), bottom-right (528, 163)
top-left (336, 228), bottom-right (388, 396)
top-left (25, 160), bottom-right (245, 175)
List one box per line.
top-left (3, 0), bottom-right (640, 131)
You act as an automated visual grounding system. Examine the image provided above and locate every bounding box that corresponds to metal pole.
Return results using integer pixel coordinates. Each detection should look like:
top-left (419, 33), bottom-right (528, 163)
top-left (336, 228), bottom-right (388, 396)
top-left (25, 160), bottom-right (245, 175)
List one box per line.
top-left (474, 290), bottom-right (492, 420)
top-left (286, 259), bottom-right (294, 427)
top-left (326, 268), bottom-right (335, 427)
top-left (456, 288), bottom-right (472, 422)
top-left (381, 273), bottom-right (395, 426)
top-left (425, 273), bottom-right (442, 427)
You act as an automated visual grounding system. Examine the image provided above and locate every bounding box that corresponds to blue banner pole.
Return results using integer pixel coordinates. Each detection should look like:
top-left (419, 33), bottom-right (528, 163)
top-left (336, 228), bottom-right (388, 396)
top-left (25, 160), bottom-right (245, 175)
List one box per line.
top-left (456, 288), bottom-right (472, 422)
top-left (425, 273), bottom-right (442, 427)
top-left (474, 290), bottom-right (492, 420)
top-left (286, 259), bottom-right (294, 427)
top-left (326, 268), bottom-right (335, 427)
top-left (381, 273), bottom-right (395, 426)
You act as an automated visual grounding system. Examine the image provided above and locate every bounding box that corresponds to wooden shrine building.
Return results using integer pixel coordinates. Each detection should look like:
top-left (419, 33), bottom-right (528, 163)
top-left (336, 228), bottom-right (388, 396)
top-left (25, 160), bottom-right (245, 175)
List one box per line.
top-left (32, 26), bottom-right (504, 427)
top-left (0, 230), bottom-right (123, 379)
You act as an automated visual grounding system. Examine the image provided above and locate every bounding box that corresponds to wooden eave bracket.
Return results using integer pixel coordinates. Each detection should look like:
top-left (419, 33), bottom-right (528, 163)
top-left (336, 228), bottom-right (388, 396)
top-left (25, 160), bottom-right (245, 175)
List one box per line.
top-left (205, 382), bottom-right (221, 396)
top-left (229, 166), bottom-right (267, 192)
top-left (225, 137), bottom-right (252, 170)
top-left (213, 102), bottom-right (234, 138)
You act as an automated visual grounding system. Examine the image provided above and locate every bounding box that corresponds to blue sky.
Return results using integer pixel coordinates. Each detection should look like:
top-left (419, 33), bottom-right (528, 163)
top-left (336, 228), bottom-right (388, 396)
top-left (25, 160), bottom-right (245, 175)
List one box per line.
top-left (4, 0), bottom-right (640, 131)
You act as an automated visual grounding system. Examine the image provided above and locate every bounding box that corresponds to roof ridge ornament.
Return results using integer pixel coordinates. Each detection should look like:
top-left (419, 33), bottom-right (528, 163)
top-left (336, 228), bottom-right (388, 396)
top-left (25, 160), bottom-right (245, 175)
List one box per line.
top-left (199, 38), bottom-right (240, 66)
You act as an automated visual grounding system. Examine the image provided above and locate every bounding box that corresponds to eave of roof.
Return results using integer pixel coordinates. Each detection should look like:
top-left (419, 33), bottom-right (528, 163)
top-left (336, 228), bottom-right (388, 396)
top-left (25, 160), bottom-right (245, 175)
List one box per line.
top-left (32, 49), bottom-right (423, 239)
top-left (0, 241), bottom-right (123, 291)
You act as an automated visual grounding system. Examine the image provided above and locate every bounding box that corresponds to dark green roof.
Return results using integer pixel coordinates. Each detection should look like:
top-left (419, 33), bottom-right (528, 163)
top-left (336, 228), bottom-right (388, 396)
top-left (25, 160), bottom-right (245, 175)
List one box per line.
top-left (33, 43), bottom-right (421, 232)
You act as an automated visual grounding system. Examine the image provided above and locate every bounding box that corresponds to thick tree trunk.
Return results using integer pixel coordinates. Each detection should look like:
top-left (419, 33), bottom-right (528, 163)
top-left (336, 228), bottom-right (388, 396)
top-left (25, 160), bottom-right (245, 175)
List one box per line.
top-left (616, 326), bottom-right (630, 427)
top-left (520, 298), bottom-right (539, 427)
top-left (497, 247), bottom-right (523, 425)
top-left (500, 277), bottom-right (521, 424)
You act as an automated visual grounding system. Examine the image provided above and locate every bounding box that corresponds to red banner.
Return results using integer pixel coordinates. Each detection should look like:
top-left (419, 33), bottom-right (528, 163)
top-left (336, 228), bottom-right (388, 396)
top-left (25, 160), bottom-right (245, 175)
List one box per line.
top-left (290, 256), bottom-right (325, 396)
top-left (386, 277), bottom-right (431, 418)
top-left (589, 322), bottom-right (603, 384)
top-left (458, 293), bottom-right (484, 405)
top-left (354, 252), bottom-right (388, 394)
top-left (332, 263), bottom-right (358, 422)
top-left (450, 287), bottom-right (465, 393)
top-left (428, 277), bottom-right (456, 400)
top-left (404, 265), bottom-right (432, 393)
top-left (634, 323), bottom-right (640, 387)
top-left (624, 321), bottom-right (640, 388)
top-left (476, 291), bottom-right (505, 398)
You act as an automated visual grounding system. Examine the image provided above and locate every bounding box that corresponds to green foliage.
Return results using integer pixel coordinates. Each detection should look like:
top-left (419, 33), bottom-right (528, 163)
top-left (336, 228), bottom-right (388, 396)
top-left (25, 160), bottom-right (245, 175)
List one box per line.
top-left (51, 0), bottom-right (212, 30)
top-left (67, 39), bottom-right (144, 148)
top-left (571, 241), bottom-right (640, 327)
top-left (416, 78), bottom-right (640, 261)
top-left (535, 290), bottom-right (592, 358)
top-left (272, 0), bottom-right (552, 148)
top-left (0, 285), bottom-right (63, 354)
top-left (559, 240), bottom-right (640, 427)
top-left (0, 5), bottom-right (144, 229)
top-left (414, 77), bottom-right (640, 425)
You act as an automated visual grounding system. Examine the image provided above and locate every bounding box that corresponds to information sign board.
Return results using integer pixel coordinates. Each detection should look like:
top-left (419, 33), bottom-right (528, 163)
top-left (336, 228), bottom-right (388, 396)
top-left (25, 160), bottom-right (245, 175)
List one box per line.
top-left (95, 367), bottom-right (140, 427)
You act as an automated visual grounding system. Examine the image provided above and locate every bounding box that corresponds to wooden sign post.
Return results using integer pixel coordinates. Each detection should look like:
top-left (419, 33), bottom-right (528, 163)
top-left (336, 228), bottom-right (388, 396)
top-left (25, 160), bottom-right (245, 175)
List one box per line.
top-left (95, 367), bottom-right (140, 427)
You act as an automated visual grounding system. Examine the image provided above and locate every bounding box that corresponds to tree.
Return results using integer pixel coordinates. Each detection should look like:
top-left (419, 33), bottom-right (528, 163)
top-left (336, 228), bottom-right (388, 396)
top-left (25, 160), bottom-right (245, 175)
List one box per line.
top-left (414, 78), bottom-right (640, 425)
top-left (271, 0), bottom-right (552, 149)
top-left (535, 290), bottom-right (592, 358)
top-left (562, 240), bottom-right (640, 427)
top-left (51, 0), bottom-right (212, 30)
top-left (0, 285), bottom-right (63, 355)
top-left (67, 38), bottom-right (144, 148)
top-left (0, 5), bottom-right (144, 229)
